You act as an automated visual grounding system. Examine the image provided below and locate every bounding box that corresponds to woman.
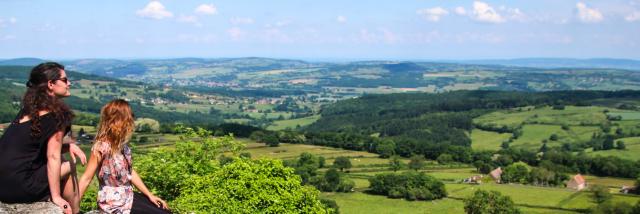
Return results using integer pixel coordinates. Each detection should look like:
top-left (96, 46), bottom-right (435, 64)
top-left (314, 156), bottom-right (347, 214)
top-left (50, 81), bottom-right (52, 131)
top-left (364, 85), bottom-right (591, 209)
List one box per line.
top-left (0, 62), bottom-right (86, 214)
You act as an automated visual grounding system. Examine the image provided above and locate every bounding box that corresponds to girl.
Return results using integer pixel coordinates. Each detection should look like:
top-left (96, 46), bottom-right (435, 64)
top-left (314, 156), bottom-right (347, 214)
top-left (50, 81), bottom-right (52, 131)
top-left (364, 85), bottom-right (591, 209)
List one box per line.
top-left (79, 99), bottom-right (170, 213)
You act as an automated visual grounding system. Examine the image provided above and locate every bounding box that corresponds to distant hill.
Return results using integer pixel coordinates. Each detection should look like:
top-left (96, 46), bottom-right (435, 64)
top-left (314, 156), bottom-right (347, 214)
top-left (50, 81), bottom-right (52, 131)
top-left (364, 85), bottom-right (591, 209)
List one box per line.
top-left (0, 58), bottom-right (46, 66)
top-left (457, 58), bottom-right (640, 71)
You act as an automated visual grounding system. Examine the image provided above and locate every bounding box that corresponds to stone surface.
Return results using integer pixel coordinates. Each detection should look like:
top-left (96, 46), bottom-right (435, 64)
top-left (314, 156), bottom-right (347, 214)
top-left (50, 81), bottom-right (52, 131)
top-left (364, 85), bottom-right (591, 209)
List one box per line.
top-left (0, 202), bottom-right (62, 214)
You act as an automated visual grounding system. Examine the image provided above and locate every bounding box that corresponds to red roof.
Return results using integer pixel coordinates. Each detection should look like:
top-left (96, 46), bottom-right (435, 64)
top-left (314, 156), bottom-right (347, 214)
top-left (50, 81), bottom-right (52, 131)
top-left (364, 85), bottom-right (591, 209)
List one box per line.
top-left (571, 174), bottom-right (585, 184)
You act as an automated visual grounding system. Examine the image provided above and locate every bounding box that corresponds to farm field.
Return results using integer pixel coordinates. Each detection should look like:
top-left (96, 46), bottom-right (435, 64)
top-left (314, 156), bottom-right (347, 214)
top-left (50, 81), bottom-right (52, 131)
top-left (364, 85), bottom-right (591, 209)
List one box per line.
top-left (243, 141), bottom-right (640, 214)
top-left (471, 105), bottom-right (640, 154)
top-left (266, 115), bottom-right (321, 131)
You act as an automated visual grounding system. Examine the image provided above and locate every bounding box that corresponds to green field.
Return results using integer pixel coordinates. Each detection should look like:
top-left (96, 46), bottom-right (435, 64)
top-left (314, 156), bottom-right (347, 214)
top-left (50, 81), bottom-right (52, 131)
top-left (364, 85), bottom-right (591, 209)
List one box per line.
top-left (473, 105), bottom-right (640, 154)
top-left (473, 106), bottom-right (610, 129)
top-left (585, 137), bottom-right (640, 161)
top-left (63, 134), bottom-right (640, 214)
top-left (240, 140), bottom-right (640, 214)
top-left (470, 129), bottom-right (512, 151)
top-left (267, 115), bottom-right (321, 131)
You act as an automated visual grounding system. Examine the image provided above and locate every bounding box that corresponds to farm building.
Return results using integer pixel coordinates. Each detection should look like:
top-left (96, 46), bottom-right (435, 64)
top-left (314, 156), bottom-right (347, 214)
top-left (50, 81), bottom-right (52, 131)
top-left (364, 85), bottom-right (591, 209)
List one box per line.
top-left (566, 174), bottom-right (586, 190)
top-left (489, 167), bottom-right (502, 183)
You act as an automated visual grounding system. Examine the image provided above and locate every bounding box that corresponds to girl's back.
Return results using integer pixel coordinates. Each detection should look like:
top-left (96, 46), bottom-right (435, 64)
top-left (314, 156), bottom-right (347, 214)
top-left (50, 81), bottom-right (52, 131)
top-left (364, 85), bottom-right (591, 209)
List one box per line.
top-left (92, 141), bottom-right (133, 212)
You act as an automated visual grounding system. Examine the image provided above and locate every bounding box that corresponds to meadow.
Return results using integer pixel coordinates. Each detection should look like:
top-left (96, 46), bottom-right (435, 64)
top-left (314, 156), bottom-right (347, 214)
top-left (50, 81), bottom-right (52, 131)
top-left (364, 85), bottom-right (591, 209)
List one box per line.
top-left (472, 105), bottom-right (640, 155)
top-left (243, 142), bottom-right (640, 214)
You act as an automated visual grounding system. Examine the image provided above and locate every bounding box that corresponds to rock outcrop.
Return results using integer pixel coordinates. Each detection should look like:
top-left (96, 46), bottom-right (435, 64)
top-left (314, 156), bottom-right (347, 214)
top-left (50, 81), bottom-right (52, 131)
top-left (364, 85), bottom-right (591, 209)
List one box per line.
top-left (0, 202), bottom-right (62, 214)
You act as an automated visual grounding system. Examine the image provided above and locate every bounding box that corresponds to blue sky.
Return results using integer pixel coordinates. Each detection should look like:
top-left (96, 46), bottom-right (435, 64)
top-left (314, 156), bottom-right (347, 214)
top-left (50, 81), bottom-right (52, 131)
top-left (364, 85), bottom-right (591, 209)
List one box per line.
top-left (1, 0), bottom-right (639, 60)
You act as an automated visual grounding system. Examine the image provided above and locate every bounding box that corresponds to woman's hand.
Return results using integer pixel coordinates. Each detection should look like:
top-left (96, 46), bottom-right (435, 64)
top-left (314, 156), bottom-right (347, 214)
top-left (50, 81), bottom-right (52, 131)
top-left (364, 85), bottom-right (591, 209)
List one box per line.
top-left (148, 194), bottom-right (169, 210)
top-left (51, 196), bottom-right (72, 214)
top-left (69, 144), bottom-right (87, 165)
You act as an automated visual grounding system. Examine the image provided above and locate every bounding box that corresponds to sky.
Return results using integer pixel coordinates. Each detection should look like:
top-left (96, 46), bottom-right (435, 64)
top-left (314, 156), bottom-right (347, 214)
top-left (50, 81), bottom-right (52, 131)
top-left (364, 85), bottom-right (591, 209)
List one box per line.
top-left (1, 0), bottom-right (639, 60)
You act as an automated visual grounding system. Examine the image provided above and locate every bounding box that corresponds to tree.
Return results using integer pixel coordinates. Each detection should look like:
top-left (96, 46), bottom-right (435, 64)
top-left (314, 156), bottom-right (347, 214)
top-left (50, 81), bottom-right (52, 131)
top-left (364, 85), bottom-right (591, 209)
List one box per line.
top-left (501, 141), bottom-right (510, 149)
top-left (464, 190), bottom-right (520, 214)
top-left (389, 156), bottom-right (404, 172)
top-left (333, 157), bottom-right (352, 172)
top-left (408, 155), bottom-right (426, 171)
top-left (295, 152), bottom-right (322, 184)
top-left (324, 168), bottom-right (341, 191)
top-left (603, 135), bottom-right (615, 150)
top-left (134, 118), bottom-right (161, 133)
top-left (263, 134), bottom-right (280, 147)
top-left (617, 141), bottom-right (626, 150)
top-left (368, 172), bottom-right (446, 201)
top-left (591, 185), bottom-right (612, 204)
top-left (591, 201), bottom-right (633, 214)
top-left (549, 134), bottom-right (558, 141)
top-left (501, 162), bottom-right (530, 184)
top-left (376, 140), bottom-right (396, 158)
top-left (437, 154), bottom-right (453, 164)
top-left (539, 143), bottom-right (549, 153)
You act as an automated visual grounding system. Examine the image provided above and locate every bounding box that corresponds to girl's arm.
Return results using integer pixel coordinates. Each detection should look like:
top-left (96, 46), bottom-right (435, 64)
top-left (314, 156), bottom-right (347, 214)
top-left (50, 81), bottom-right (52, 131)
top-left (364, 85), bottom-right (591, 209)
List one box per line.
top-left (46, 131), bottom-right (71, 214)
top-left (78, 149), bottom-right (101, 199)
top-left (131, 169), bottom-right (168, 209)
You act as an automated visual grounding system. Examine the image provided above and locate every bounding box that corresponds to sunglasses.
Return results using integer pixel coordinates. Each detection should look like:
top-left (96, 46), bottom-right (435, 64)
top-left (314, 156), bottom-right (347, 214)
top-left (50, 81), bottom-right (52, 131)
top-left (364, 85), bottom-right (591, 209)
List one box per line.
top-left (53, 77), bottom-right (70, 84)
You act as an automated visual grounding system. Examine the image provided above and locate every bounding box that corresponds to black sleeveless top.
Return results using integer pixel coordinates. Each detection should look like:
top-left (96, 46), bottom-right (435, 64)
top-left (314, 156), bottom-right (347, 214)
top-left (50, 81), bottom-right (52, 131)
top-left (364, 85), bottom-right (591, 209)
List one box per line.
top-left (0, 113), bottom-right (69, 203)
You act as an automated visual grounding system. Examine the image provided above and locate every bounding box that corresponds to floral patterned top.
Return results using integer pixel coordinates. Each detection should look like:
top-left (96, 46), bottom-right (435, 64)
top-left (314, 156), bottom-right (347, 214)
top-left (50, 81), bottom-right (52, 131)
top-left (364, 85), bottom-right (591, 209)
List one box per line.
top-left (92, 141), bottom-right (133, 214)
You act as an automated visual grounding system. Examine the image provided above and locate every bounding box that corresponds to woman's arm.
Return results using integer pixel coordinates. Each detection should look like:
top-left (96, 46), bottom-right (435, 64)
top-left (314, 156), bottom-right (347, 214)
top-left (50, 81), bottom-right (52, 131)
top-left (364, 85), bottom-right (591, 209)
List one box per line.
top-left (131, 169), bottom-right (168, 209)
top-left (46, 131), bottom-right (71, 213)
top-left (78, 149), bottom-right (101, 199)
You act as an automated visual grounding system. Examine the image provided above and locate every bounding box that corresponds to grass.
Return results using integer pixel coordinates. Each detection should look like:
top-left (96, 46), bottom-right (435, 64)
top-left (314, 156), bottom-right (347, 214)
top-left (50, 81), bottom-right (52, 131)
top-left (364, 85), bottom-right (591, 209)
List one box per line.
top-left (446, 183), bottom-right (640, 211)
top-left (585, 137), bottom-right (640, 161)
top-left (321, 192), bottom-right (467, 214)
top-left (473, 106), bottom-right (610, 129)
top-left (607, 111), bottom-right (640, 120)
top-left (243, 142), bottom-right (379, 162)
top-left (510, 124), bottom-right (565, 150)
top-left (470, 129), bottom-right (512, 151)
top-left (582, 175), bottom-right (636, 188)
top-left (266, 115), bottom-right (321, 131)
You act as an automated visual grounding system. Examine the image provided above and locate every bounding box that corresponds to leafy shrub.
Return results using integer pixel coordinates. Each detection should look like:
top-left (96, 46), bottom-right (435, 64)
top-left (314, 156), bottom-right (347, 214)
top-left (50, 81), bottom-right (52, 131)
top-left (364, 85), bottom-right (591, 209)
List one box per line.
top-left (368, 171), bottom-right (446, 201)
top-left (172, 158), bottom-right (330, 213)
top-left (464, 190), bottom-right (520, 214)
top-left (135, 127), bottom-right (331, 213)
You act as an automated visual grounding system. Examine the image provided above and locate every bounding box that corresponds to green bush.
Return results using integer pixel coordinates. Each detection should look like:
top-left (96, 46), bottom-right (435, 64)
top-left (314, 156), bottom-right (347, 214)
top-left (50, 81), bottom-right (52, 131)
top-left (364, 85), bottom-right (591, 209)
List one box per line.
top-left (172, 158), bottom-right (330, 213)
top-left (135, 127), bottom-right (331, 213)
top-left (368, 171), bottom-right (446, 201)
top-left (464, 190), bottom-right (520, 214)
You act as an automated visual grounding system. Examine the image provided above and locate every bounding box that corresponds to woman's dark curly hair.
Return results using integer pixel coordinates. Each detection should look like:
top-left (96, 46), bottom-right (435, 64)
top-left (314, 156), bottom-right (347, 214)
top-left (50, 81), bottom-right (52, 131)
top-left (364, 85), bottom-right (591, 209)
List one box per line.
top-left (19, 62), bottom-right (74, 138)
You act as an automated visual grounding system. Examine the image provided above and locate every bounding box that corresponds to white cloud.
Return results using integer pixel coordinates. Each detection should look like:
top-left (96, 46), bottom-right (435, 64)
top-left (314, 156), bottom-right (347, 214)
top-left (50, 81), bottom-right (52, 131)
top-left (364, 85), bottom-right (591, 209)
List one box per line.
top-left (575, 2), bottom-right (603, 23)
top-left (136, 1), bottom-right (173, 19)
top-left (626, 11), bottom-right (640, 22)
top-left (501, 7), bottom-right (526, 22)
top-left (177, 15), bottom-right (202, 27)
top-left (227, 27), bottom-right (245, 40)
top-left (336, 15), bottom-right (347, 23)
top-left (454, 7), bottom-right (467, 15)
top-left (472, 1), bottom-right (505, 23)
top-left (417, 7), bottom-right (449, 22)
top-left (195, 4), bottom-right (217, 15)
top-left (9, 17), bottom-right (17, 24)
top-left (230, 17), bottom-right (254, 25)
